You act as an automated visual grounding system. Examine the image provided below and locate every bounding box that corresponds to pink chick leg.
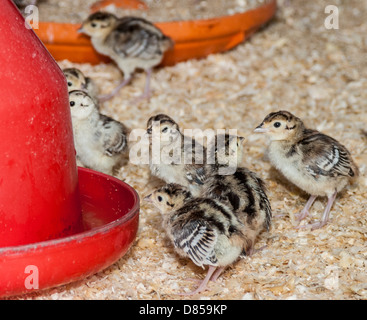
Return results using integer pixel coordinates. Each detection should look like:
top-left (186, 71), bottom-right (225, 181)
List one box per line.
top-left (295, 194), bottom-right (317, 221)
top-left (132, 68), bottom-right (152, 103)
top-left (209, 266), bottom-right (225, 283)
top-left (184, 266), bottom-right (225, 283)
top-left (98, 76), bottom-right (132, 102)
top-left (296, 191), bottom-right (337, 230)
top-left (309, 191), bottom-right (337, 230)
top-left (178, 265), bottom-right (217, 296)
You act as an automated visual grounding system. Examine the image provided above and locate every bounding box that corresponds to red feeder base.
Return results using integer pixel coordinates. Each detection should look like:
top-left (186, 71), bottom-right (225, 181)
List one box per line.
top-left (0, 167), bottom-right (140, 298)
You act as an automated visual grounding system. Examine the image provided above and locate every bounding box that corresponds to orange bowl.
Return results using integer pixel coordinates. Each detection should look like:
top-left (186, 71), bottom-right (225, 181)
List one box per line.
top-left (34, 0), bottom-right (277, 66)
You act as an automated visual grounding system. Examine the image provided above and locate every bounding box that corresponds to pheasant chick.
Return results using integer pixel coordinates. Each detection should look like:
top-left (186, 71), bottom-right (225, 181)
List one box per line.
top-left (146, 114), bottom-right (206, 187)
top-left (200, 167), bottom-right (272, 255)
top-left (68, 90), bottom-right (128, 175)
top-left (186, 133), bottom-right (245, 195)
top-left (78, 12), bottom-right (173, 101)
top-left (145, 183), bottom-right (246, 295)
top-left (254, 110), bottom-right (358, 230)
top-left (63, 68), bottom-right (99, 99)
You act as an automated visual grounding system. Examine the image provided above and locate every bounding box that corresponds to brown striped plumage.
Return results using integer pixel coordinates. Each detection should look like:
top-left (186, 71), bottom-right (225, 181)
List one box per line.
top-left (146, 113), bottom-right (178, 135)
top-left (255, 110), bottom-right (359, 230)
top-left (63, 68), bottom-right (99, 101)
top-left (145, 183), bottom-right (247, 295)
top-left (79, 12), bottom-right (173, 101)
top-left (184, 133), bottom-right (271, 255)
top-left (200, 167), bottom-right (272, 253)
top-left (185, 133), bottom-right (245, 193)
top-left (146, 114), bottom-right (206, 187)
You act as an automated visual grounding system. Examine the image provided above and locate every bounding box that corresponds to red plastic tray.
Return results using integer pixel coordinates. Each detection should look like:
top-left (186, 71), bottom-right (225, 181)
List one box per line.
top-left (0, 167), bottom-right (140, 298)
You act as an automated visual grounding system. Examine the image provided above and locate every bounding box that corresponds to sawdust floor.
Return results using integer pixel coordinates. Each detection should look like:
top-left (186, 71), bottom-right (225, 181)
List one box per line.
top-left (16, 0), bottom-right (367, 300)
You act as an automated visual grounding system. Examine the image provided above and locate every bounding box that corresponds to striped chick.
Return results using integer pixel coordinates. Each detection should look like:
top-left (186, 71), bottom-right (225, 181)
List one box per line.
top-left (145, 183), bottom-right (246, 295)
top-left (254, 110), bottom-right (358, 230)
top-left (78, 12), bottom-right (173, 101)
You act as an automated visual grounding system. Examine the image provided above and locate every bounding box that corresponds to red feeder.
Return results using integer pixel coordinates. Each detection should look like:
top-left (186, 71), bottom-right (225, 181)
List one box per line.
top-left (0, 1), bottom-right (139, 297)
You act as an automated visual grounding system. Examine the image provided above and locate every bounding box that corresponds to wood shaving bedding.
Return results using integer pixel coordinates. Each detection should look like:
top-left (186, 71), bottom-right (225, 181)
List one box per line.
top-left (11, 0), bottom-right (367, 300)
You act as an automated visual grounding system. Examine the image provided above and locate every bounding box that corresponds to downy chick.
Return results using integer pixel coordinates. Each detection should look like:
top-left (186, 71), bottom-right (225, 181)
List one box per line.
top-left (145, 183), bottom-right (246, 295)
top-left (186, 133), bottom-right (245, 195)
top-left (254, 110), bottom-right (358, 230)
top-left (146, 114), bottom-right (206, 187)
top-left (68, 90), bottom-right (128, 175)
top-left (78, 12), bottom-right (173, 101)
top-left (63, 67), bottom-right (99, 99)
top-left (200, 167), bottom-right (272, 255)
top-left (188, 134), bottom-right (271, 253)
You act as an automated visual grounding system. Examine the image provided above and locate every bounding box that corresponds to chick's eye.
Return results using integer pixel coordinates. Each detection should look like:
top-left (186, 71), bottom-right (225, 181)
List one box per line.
top-left (274, 122), bottom-right (281, 128)
top-left (157, 196), bottom-right (163, 202)
top-left (67, 82), bottom-right (72, 87)
top-left (91, 22), bottom-right (97, 27)
top-left (162, 127), bottom-right (168, 133)
top-left (70, 101), bottom-right (75, 107)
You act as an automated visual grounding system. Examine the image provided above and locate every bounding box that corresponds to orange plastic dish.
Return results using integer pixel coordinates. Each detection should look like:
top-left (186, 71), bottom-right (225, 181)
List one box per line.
top-left (34, 0), bottom-right (277, 66)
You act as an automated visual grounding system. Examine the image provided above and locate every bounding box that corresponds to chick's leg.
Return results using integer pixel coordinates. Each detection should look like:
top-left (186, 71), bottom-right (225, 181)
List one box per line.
top-left (178, 265), bottom-right (217, 296)
top-left (142, 68), bottom-right (152, 99)
top-left (296, 195), bottom-right (317, 221)
top-left (184, 266), bottom-right (225, 283)
top-left (133, 68), bottom-right (153, 103)
top-left (98, 76), bottom-right (132, 102)
top-left (209, 266), bottom-right (225, 282)
top-left (310, 191), bottom-right (337, 230)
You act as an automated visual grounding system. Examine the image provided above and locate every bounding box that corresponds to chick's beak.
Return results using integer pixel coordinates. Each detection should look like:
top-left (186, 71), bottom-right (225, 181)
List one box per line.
top-left (77, 26), bottom-right (84, 34)
top-left (254, 124), bottom-right (269, 133)
top-left (144, 194), bottom-right (152, 202)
